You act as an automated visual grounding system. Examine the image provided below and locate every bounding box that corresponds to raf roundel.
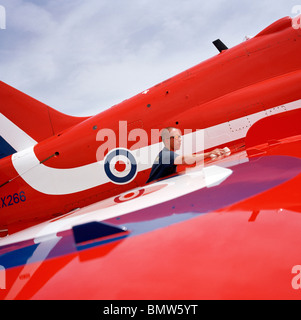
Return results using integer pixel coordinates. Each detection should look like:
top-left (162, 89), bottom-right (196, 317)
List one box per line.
top-left (104, 148), bottom-right (138, 184)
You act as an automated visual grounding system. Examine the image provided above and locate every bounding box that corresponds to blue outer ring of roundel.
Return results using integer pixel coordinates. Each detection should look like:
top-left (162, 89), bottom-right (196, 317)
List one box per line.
top-left (104, 148), bottom-right (138, 184)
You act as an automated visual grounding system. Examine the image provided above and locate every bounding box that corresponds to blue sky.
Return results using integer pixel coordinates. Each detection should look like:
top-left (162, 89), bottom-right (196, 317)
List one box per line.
top-left (0, 0), bottom-right (300, 116)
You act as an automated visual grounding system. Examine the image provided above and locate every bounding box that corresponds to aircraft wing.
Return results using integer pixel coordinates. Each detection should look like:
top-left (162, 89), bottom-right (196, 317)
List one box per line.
top-left (0, 108), bottom-right (300, 300)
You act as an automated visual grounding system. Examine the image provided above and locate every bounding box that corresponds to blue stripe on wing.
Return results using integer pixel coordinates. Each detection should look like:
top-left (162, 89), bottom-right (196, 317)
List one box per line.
top-left (0, 136), bottom-right (16, 160)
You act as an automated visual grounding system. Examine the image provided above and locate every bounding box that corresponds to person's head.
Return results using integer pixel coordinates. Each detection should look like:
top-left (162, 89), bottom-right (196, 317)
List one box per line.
top-left (161, 127), bottom-right (182, 151)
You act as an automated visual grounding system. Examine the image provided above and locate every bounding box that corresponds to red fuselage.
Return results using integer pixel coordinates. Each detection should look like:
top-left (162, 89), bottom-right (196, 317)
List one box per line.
top-left (1, 16), bottom-right (301, 233)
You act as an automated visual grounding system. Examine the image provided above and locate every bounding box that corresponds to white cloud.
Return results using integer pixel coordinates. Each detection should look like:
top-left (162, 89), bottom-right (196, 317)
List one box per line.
top-left (0, 0), bottom-right (298, 116)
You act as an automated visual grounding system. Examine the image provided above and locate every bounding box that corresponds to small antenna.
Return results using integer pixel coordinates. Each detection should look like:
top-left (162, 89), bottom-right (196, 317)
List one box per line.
top-left (212, 39), bottom-right (228, 52)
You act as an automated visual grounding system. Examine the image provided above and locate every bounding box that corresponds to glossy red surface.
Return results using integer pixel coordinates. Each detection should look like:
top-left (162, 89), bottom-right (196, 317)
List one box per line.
top-left (1, 142), bottom-right (300, 299)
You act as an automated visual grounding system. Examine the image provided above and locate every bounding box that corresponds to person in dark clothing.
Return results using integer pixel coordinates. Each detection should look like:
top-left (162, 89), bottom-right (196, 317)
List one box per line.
top-left (146, 145), bottom-right (179, 183)
top-left (146, 127), bottom-right (228, 183)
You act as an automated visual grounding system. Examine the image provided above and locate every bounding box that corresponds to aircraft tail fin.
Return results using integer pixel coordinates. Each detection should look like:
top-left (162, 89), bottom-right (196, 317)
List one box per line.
top-left (0, 81), bottom-right (89, 159)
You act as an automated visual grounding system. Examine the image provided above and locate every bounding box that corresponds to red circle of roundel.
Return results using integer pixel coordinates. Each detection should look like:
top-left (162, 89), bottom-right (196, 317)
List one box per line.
top-left (114, 189), bottom-right (145, 203)
top-left (114, 160), bottom-right (126, 172)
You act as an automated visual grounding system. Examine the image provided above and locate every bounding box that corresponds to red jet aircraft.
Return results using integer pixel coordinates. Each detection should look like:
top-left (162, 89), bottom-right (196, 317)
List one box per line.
top-left (0, 15), bottom-right (301, 300)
